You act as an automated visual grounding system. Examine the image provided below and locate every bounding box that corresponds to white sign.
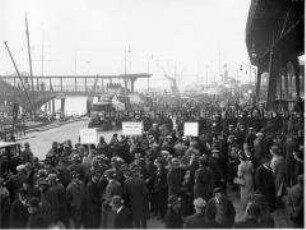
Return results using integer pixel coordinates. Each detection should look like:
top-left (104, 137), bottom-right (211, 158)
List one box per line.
top-left (80, 129), bottom-right (98, 144)
top-left (122, 122), bottom-right (143, 136)
top-left (184, 122), bottom-right (199, 137)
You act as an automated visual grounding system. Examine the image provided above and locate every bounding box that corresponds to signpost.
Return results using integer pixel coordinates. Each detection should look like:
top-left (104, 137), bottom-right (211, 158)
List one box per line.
top-left (184, 122), bottom-right (199, 137)
top-left (122, 122), bottom-right (143, 136)
top-left (79, 128), bottom-right (98, 145)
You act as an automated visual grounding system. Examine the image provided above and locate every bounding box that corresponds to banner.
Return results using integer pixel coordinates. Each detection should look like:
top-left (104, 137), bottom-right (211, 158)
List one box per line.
top-left (80, 128), bottom-right (98, 144)
top-left (122, 122), bottom-right (143, 136)
top-left (184, 122), bottom-right (199, 137)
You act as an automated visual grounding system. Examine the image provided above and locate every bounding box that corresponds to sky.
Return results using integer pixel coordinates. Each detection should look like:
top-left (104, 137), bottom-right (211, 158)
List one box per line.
top-left (0, 0), bottom-right (252, 91)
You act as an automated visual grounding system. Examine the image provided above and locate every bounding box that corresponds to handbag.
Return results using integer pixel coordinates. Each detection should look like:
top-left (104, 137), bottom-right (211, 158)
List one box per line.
top-left (233, 177), bottom-right (246, 186)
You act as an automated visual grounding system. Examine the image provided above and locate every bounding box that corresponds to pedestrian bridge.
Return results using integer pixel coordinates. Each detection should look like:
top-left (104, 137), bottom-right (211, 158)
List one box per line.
top-left (0, 73), bottom-right (151, 112)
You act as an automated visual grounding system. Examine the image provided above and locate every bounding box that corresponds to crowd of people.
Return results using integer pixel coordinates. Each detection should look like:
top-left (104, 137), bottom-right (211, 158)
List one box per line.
top-left (0, 96), bottom-right (304, 228)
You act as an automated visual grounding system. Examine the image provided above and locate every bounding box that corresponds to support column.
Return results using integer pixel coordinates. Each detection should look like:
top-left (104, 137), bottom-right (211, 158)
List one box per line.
top-left (292, 56), bottom-right (300, 98)
top-left (267, 46), bottom-right (281, 111)
top-left (130, 78), bottom-right (136, 93)
top-left (75, 78), bottom-right (77, 92)
top-left (60, 98), bottom-right (65, 116)
top-left (48, 101), bottom-right (52, 113)
top-left (278, 71), bottom-right (283, 100)
top-left (284, 67), bottom-right (289, 100)
top-left (85, 78), bottom-right (88, 93)
top-left (60, 77), bottom-right (63, 92)
top-left (51, 99), bottom-right (55, 115)
top-left (255, 70), bottom-right (262, 104)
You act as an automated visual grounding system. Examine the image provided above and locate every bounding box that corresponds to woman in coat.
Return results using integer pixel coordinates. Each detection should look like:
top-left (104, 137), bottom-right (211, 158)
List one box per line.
top-left (270, 145), bottom-right (287, 203)
top-left (237, 151), bottom-right (254, 210)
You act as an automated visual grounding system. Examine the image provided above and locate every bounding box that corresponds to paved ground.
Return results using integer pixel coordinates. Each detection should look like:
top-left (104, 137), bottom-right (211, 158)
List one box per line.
top-left (16, 119), bottom-right (294, 228)
top-left (17, 119), bottom-right (121, 160)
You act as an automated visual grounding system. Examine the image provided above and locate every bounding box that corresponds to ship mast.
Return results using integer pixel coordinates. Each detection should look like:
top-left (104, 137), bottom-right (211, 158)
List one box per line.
top-left (25, 13), bottom-right (35, 100)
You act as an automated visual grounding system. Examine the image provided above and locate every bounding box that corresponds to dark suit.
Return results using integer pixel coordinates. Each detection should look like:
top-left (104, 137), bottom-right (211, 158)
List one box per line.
top-left (123, 177), bottom-right (149, 228)
top-left (167, 167), bottom-right (184, 196)
top-left (255, 165), bottom-right (276, 212)
top-left (193, 166), bottom-right (214, 200)
top-left (113, 206), bottom-right (133, 228)
top-left (185, 213), bottom-right (206, 228)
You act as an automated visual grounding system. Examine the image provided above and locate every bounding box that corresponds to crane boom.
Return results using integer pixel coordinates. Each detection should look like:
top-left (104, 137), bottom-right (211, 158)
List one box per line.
top-left (4, 41), bottom-right (35, 113)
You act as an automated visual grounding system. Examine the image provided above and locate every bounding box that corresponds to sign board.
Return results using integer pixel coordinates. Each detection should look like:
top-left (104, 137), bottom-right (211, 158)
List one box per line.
top-left (122, 122), bottom-right (143, 136)
top-left (80, 128), bottom-right (98, 144)
top-left (184, 122), bottom-right (199, 137)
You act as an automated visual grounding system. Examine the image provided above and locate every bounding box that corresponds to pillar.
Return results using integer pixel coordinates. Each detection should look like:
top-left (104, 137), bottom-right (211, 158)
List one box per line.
top-left (284, 67), bottom-right (289, 100)
top-left (51, 99), bottom-right (55, 115)
top-left (60, 77), bottom-right (63, 92)
top-left (48, 100), bottom-right (52, 113)
top-left (267, 46), bottom-right (281, 111)
top-left (278, 71), bottom-right (283, 100)
top-left (75, 78), bottom-right (77, 92)
top-left (130, 78), bottom-right (136, 93)
top-left (255, 70), bottom-right (262, 104)
top-left (85, 78), bottom-right (88, 93)
top-left (292, 56), bottom-right (300, 98)
top-left (60, 98), bottom-right (65, 116)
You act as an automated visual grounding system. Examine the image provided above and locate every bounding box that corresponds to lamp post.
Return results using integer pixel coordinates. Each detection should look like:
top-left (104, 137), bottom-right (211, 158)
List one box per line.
top-left (147, 55), bottom-right (153, 93)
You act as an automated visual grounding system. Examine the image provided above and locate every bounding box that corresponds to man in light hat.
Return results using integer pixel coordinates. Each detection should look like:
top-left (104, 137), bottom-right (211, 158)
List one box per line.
top-left (206, 187), bottom-right (236, 228)
top-left (6, 164), bottom-right (27, 201)
top-left (184, 197), bottom-right (207, 228)
top-left (110, 195), bottom-right (133, 228)
top-left (253, 132), bottom-right (265, 169)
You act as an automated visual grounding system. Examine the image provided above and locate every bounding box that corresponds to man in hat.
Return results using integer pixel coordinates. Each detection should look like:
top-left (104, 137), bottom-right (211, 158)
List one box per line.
top-left (6, 164), bottom-right (27, 201)
top-left (66, 170), bottom-right (86, 228)
top-left (254, 155), bottom-right (276, 212)
top-left (206, 187), bottom-right (236, 228)
top-left (85, 170), bottom-right (102, 228)
top-left (0, 177), bottom-right (10, 228)
top-left (20, 142), bottom-right (33, 164)
top-left (9, 188), bottom-right (29, 228)
top-left (253, 132), bottom-right (265, 169)
top-left (123, 169), bottom-right (149, 228)
top-left (208, 149), bottom-right (225, 189)
top-left (184, 197), bottom-right (207, 228)
top-left (110, 195), bottom-right (133, 228)
top-left (45, 173), bottom-right (69, 227)
top-left (193, 155), bottom-right (214, 200)
top-left (164, 195), bottom-right (184, 228)
top-left (101, 169), bottom-right (122, 228)
top-left (167, 157), bottom-right (184, 197)
top-left (152, 157), bottom-right (168, 220)
top-left (26, 197), bottom-right (48, 228)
